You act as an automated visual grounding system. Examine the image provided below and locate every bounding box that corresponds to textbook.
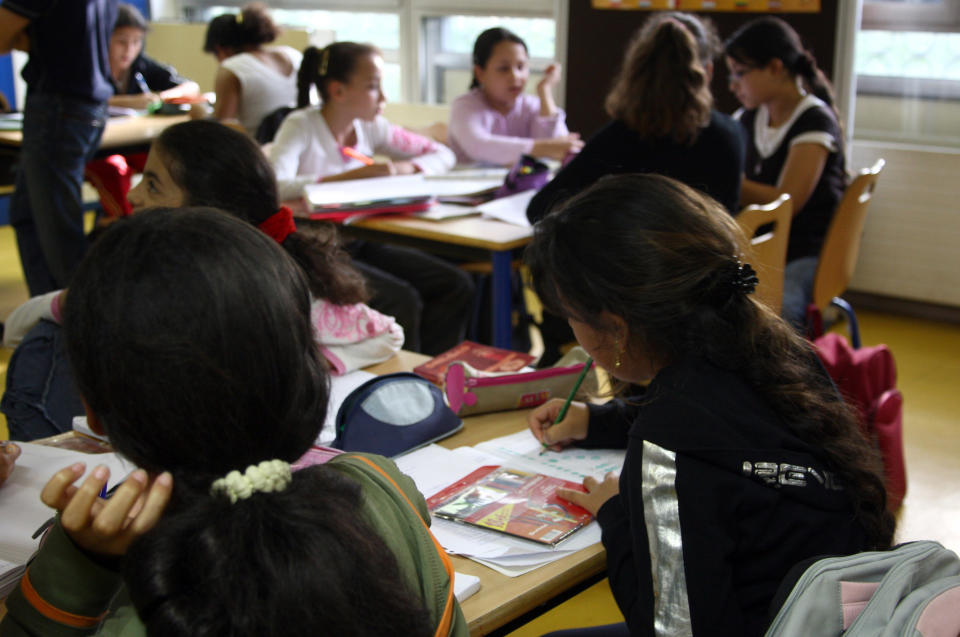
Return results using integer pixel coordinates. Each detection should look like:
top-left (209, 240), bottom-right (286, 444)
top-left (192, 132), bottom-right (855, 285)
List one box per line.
top-left (426, 465), bottom-right (593, 546)
top-left (413, 340), bottom-right (535, 384)
top-left (307, 195), bottom-right (435, 222)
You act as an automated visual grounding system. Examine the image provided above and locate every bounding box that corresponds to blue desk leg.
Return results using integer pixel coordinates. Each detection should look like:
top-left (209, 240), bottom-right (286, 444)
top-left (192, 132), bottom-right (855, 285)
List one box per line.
top-left (491, 250), bottom-right (513, 350)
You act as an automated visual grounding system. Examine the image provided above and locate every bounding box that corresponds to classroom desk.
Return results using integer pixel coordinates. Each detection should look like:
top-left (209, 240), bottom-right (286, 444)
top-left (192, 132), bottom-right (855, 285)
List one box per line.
top-left (372, 352), bottom-right (607, 636)
top-left (312, 214), bottom-right (534, 351)
top-left (0, 114), bottom-right (189, 155)
top-left (2, 351), bottom-right (606, 636)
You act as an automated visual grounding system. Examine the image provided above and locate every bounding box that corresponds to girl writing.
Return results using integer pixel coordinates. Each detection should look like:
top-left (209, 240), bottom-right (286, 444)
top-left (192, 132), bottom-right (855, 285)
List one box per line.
top-left (448, 27), bottom-right (582, 166)
top-left (725, 16), bottom-right (848, 328)
top-left (85, 3), bottom-right (200, 219)
top-left (269, 42), bottom-right (473, 356)
top-left (197, 3), bottom-right (302, 135)
top-left (0, 208), bottom-right (467, 636)
top-left (526, 174), bottom-right (892, 636)
top-left (528, 12), bottom-right (744, 223)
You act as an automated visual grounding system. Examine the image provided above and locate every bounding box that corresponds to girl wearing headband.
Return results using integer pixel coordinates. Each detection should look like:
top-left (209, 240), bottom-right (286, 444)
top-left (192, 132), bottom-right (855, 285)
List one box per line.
top-left (1, 208), bottom-right (467, 636)
top-left (525, 174), bottom-right (892, 636)
top-left (725, 17), bottom-right (848, 329)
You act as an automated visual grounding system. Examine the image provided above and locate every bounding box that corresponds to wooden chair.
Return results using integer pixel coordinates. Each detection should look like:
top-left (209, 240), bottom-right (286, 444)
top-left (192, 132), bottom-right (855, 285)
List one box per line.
top-left (736, 194), bottom-right (793, 314)
top-left (806, 158), bottom-right (886, 348)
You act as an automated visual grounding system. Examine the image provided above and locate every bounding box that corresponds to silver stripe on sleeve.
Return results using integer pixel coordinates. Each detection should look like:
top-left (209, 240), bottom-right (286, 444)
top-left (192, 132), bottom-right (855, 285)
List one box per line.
top-left (641, 441), bottom-right (693, 636)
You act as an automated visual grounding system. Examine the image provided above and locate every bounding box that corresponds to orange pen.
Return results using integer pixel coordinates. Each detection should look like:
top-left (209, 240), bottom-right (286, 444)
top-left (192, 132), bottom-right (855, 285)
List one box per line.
top-left (341, 146), bottom-right (374, 166)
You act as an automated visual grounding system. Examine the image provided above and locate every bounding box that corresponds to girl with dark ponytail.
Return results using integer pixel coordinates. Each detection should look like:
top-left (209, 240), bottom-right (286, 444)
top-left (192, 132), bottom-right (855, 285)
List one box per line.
top-left (0, 208), bottom-right (468, 636)
top-left (526, 174), bottom-right (893, 637)
top-left (724, 16), bottom-right (848, 329)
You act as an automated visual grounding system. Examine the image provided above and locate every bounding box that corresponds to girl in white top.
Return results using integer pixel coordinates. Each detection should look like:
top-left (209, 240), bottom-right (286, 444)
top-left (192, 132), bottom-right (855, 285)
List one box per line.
top-left (198, 4), bottom-right (302, 135)
top-left (269, 42), bottom-right (455, 201)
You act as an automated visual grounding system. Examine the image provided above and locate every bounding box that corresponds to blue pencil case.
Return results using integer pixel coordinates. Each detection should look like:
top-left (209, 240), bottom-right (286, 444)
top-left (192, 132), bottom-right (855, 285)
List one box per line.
top-left (332, 372), bottom-right (463, 457)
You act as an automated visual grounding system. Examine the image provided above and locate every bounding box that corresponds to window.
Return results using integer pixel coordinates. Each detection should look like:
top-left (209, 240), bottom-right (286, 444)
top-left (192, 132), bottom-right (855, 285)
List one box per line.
top-left (177, 1), bottom-right (563, 104)
top-left (854, 0), bottom-right (960, 147)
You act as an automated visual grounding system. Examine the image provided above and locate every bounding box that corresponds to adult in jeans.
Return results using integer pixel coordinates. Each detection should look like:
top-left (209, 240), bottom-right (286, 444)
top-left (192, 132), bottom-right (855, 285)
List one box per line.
top-left (0, 0), bottom-right (116, 296)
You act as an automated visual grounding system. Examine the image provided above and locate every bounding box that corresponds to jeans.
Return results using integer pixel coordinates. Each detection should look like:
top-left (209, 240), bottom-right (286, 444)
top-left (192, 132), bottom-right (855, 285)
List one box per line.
top-left (11, 93), bottom-right (107, 295)
top-left (781, 256), bottom-right (819, 330)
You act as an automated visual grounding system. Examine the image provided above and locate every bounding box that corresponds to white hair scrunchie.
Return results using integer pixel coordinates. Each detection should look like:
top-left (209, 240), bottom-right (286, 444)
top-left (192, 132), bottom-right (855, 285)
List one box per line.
top-left (210, 459), bottom-right (292, 503)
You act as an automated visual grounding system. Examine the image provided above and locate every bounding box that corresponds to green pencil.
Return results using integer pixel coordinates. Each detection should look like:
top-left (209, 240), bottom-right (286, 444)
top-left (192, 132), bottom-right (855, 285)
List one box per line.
top-left (540, 357), bottom-right (593, 455)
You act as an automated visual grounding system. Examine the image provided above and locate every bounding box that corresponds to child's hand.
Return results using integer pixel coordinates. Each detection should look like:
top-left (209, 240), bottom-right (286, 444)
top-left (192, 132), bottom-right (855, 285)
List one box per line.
top-left (558, 472), bottom-right (619, 517)
top-left (537, 63), bottom-right (563, 91)
top-left (0, 442), bottom-right (20, 488)
top-left (531, 134), bottom-right (584, 161)
top-left (40, 463), bottom-right (173, 557)
top-left (528, 399), bottom-right (589, 451)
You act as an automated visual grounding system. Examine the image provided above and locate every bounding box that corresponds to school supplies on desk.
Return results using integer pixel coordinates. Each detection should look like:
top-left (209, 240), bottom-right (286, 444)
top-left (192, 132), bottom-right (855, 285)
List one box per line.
top-left (426, 465), bottom-right (592, 546)
top-left (444, 347), bottom-right (596, 417)
top-left (414, 340), bottom-right (535, 384)
top-left (308, 195), bottom-right (435, 222)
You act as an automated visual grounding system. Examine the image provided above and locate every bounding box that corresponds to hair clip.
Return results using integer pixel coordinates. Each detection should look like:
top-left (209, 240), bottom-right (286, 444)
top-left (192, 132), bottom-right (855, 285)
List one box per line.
top-left (319, 47), bottom-right (330, 77)
top-left (733, 262), bottom-right (759, 295)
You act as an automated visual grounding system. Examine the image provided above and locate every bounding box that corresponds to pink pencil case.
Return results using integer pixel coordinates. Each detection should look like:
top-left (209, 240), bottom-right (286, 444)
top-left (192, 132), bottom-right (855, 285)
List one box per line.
top-left (444, 348), bottom-right (597, 417)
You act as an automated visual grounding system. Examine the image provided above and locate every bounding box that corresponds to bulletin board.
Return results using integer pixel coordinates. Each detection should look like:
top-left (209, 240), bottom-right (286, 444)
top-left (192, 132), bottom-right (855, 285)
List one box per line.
top-left (591, 0), bottom-right (820, 11)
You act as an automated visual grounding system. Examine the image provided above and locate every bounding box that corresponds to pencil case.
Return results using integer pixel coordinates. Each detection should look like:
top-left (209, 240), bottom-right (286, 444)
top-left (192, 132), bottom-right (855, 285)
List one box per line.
top-left (444, 347), bottom-right (597, 417)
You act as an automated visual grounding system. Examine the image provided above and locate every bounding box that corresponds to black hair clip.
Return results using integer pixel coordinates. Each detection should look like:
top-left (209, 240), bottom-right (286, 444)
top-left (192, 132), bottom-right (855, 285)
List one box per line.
top-left (733, 262), bottom-right (759, 295)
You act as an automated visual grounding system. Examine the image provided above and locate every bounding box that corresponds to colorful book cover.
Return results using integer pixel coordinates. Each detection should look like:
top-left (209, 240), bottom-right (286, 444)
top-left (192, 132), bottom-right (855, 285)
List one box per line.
top-left (426, 465), bottom-right (593, 546)
top-left (413, 341), bottom-right (535, 384)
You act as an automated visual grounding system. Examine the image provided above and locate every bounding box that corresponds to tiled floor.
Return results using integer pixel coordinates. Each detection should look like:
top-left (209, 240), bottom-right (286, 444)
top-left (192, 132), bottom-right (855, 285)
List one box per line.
top-left (0, 226), bottom-right (956, 635)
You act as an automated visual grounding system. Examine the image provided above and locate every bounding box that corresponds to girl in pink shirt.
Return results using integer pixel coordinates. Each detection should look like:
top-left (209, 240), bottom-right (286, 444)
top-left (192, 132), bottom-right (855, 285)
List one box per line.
top-left (448, 27), bottom-right (583, 166)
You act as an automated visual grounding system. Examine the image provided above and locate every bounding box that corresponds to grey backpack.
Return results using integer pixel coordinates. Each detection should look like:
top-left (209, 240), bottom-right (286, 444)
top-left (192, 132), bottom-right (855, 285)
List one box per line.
top-left (765, 541), bottom-right (960, 636)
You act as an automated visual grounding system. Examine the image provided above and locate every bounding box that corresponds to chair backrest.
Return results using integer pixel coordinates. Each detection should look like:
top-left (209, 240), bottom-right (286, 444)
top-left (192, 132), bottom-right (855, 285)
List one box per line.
top-left (736, 194), bottom-right (793, 313)
top-left (811, 159), bottom-right (885, 310)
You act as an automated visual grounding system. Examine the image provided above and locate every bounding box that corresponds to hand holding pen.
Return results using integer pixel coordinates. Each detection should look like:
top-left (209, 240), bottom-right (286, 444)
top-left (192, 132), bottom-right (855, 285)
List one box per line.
top-left (528, 359), bottom-right (593, 454)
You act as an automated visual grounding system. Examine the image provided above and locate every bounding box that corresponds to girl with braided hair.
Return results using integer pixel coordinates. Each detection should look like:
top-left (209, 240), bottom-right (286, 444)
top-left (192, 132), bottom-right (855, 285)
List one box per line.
top-left (724, 16), bottom-right (848, 329)
top-left (525, 174), bottom-right (892, 637)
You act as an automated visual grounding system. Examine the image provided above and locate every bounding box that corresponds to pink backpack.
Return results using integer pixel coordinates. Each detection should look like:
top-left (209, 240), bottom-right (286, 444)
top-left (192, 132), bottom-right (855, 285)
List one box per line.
top-left (814, 333), bottom-right (906, 511)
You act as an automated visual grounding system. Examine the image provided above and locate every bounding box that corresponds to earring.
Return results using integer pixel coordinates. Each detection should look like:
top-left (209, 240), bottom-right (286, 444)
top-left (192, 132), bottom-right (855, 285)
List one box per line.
top-left (614, 337), bottom-right (623, 369)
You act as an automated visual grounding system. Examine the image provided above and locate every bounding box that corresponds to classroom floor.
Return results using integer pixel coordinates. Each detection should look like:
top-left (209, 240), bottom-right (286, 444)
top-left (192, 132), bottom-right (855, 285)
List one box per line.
top-left (0, 224), bottom-right (957, 635)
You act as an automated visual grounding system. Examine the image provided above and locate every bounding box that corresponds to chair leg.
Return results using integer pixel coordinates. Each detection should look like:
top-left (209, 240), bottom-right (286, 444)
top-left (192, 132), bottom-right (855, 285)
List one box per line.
top-left (830, 297), bottom-right (861, 349)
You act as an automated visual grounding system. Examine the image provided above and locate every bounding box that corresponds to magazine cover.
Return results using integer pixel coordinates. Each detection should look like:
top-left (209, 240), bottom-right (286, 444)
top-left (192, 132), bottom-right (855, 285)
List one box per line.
top-left (426, 465), bottom-right (593, 546)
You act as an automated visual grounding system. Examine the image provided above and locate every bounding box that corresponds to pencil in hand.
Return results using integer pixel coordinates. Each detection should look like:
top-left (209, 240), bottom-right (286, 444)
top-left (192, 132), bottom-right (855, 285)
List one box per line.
top-left (539, 357), bottom-right (593, 455)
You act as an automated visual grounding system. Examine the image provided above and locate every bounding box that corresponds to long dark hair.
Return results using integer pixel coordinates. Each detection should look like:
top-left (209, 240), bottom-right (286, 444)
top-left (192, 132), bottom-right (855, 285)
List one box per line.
top-left (203, 2), bottom-right (279, 53)
top-left (63, 209), bottom-right (432, 636)
top-left (298, 42), bottom-right (380, 107)
top-left (525, 174), bottom-right (895, 550)
top-left (605, 12), bottom-right (718, 144)
top-left (469, 27), bottom-right (528, 90)
top-left (724, 17), bottom-right (840, 123)
top-left (155, 120), bottom-right (367, 305)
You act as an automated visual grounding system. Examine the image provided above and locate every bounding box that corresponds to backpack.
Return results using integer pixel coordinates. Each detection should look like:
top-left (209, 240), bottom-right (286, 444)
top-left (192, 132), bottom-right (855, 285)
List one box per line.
top-left (815, 332), bottom-right (906, 510)
top-left (765, 541), bottom-right (960, 636)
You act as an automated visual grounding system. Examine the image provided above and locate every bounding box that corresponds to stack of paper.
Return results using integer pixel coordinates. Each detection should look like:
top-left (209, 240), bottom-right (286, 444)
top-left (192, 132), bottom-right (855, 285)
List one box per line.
top-left (0, 443), bottom-right (133, 597)
top-left (395, 432), bottom-right (625, 576)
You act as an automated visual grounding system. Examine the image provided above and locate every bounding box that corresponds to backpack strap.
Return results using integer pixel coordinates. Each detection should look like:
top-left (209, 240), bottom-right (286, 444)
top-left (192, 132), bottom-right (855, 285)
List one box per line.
top-left (352, 455), bottom-right (456, 637)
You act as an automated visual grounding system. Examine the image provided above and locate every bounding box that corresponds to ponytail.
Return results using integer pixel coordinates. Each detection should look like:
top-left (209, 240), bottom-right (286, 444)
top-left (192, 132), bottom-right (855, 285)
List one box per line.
top-left (725, 17), bottom-right (843, 129)
top-left (605, 13), bottom-right (714, 143)
top-left (301, 42), bottom-right (380, 104)
top-left (126, 467), bottom-right (433, 637)
top-left (203, 2), bottom-right (279, 53)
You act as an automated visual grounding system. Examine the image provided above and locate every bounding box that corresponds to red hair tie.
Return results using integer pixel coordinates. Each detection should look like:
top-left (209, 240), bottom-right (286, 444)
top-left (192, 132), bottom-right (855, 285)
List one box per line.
top-left (258, 206), bottom-right (297, 244)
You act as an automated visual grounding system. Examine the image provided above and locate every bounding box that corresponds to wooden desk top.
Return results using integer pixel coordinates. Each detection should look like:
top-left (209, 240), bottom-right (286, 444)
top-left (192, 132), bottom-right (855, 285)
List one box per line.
top-left (10, 351), bottom-right (605, 636)
top-left (347, 214), bottom-right (533, 252)
top-left (0, 114), bottom-right (189, 150)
